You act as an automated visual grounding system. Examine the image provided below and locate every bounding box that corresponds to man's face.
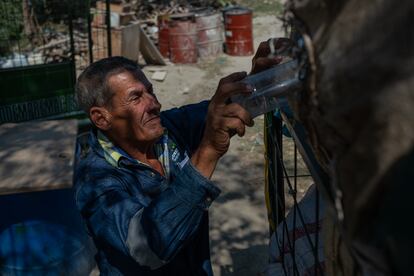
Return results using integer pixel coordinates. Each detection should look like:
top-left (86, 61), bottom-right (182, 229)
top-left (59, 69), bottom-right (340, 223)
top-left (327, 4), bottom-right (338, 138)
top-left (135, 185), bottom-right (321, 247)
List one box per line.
top-left (106, 71), bottom-right (164, 145)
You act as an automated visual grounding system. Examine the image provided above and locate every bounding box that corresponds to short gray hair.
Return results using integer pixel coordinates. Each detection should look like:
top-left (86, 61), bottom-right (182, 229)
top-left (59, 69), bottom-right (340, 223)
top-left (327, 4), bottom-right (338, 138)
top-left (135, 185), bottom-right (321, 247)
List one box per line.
top-left (75, 56), bottom-right (151, 114)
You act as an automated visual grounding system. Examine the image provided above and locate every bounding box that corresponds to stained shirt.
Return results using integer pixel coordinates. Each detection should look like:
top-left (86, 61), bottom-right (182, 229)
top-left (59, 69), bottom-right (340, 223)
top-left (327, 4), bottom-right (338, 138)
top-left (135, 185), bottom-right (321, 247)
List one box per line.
top-left (73, 101), bottom-right (220, 276)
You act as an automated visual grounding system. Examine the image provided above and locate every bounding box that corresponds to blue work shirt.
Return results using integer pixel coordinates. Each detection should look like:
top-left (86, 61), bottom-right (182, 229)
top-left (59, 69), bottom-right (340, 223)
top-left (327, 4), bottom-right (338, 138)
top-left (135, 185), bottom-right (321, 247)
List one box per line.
top-left (73, 101), bottom-right (221, 275)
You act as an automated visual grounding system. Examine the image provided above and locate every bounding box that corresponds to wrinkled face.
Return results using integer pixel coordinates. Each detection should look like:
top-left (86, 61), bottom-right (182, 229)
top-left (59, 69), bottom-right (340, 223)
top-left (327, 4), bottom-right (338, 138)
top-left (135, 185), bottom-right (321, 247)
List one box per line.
top-left (106, 71), bottom-right (163, 145)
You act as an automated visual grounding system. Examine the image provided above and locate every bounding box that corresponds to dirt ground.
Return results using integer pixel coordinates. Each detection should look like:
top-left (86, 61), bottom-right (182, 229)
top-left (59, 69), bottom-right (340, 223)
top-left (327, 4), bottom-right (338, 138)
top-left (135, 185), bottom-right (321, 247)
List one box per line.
top-left (142, 13), bottom-right (287, 276)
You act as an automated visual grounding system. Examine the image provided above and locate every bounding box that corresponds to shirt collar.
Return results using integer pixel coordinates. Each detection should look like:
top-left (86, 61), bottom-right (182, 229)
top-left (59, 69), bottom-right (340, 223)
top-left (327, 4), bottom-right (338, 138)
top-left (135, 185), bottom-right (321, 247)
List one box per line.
top-left (97, 130), bottom-right (169, 175)
top-left (97, 130), bottom-right (126, 168)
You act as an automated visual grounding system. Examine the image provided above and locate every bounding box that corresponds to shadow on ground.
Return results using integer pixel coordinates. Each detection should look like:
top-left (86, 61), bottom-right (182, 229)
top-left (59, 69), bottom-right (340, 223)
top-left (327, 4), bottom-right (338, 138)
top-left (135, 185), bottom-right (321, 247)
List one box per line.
top-left (210, 149), bottom-right (270, 275)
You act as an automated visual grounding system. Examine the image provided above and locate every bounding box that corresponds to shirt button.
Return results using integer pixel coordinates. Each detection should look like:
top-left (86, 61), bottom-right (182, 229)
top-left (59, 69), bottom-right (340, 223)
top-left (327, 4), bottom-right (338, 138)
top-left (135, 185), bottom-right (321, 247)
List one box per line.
top-left (150, 172), bottom-right (155, 177)
top-left (206, 197), bottom-right (212, 204)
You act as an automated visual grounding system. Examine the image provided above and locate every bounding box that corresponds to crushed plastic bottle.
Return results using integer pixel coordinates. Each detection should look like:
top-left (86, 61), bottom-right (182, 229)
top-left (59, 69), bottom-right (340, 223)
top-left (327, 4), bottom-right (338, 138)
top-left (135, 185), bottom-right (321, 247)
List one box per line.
top-left (230, 59), bottom-right (303, 118)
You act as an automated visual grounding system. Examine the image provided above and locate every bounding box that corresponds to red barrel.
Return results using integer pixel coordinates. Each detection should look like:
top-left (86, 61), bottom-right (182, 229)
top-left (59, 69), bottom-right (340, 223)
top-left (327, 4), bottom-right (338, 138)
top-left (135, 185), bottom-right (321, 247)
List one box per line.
top-left (195, 11), bottom-right (223, 59)
top-left (169, 15), bottom-right (198, 64)
top-left (158, 14), bottom-right (170, 58)
top-left (224, 7), bottom-right (254, 56)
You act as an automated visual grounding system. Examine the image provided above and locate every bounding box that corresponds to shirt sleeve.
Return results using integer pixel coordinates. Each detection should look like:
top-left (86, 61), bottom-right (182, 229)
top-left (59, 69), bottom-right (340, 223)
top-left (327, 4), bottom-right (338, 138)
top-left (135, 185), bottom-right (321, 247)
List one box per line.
top-left (74, 158), bottom-right (220, 270)
top-left (160, 100), bottom-right (209, 154)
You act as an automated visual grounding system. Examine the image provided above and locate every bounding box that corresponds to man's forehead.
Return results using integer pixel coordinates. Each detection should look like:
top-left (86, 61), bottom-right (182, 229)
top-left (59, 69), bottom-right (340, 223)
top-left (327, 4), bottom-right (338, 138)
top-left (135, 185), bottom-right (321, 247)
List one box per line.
top-left (133, 69), bottom-right (152, 90)
top-left (108, 70), bottom-right (152, 91)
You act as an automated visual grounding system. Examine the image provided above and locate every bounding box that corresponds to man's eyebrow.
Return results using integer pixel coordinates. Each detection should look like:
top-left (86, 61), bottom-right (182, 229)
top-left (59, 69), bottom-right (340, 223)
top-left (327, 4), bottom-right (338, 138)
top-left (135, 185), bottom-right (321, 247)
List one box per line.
top-left (127, 88), bottom-right (143, 98)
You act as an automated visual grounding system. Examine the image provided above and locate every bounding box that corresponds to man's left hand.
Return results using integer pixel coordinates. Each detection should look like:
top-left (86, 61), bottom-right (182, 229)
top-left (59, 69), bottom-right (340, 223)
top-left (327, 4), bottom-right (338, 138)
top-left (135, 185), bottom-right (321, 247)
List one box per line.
top-left (250, 38), bottom-right (295, 75)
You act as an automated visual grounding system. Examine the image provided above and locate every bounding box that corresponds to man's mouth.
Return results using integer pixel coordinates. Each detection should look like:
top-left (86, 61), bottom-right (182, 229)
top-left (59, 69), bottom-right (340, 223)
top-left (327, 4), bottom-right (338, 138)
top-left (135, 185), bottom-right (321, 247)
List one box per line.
top-left (144, 116), bottom-right (161, 124)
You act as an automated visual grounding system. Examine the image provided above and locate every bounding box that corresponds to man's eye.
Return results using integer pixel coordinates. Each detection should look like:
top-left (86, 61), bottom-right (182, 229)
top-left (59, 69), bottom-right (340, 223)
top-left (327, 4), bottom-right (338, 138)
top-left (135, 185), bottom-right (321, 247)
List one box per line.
top-left (130, 94), bottom-right (141, 102)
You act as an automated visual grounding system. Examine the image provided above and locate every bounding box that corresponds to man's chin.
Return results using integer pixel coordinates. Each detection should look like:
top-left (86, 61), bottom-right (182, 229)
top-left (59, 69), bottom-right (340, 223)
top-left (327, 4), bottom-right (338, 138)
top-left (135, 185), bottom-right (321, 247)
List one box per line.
top-left (156, 126), bottom-right (165, 136)
top-left (151, 126), bottom-right (165, 140)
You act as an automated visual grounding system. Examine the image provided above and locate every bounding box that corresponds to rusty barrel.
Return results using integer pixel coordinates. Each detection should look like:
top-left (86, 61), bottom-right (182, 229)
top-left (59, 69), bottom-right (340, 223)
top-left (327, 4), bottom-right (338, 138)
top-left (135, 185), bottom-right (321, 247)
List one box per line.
top-left (169, 14), bottom-right (198, 64)
top-left (157, 14), bottom-right (170, 58)
top-left (224, 7), bottom-right (254, 56)
top-left (195, 11), bottom-right (223, 59)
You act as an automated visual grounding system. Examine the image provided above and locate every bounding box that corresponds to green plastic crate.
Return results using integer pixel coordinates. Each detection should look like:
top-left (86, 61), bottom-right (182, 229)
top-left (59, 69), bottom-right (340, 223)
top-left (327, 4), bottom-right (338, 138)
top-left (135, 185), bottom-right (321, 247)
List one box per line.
top-left (0, 61), bottom-right (84, 123)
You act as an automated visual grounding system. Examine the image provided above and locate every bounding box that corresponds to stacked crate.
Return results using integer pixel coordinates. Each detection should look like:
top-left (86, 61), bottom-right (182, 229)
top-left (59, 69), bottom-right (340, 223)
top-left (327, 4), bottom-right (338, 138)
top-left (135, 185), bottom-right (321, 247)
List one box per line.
top-left (91, 1), bottom-right (140, 61)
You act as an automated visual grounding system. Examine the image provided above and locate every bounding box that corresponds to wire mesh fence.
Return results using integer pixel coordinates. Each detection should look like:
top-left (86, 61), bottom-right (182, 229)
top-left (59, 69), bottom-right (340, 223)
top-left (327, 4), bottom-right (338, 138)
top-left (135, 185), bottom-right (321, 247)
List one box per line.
top-left (0, 0), bottom-right (114, 123)
top-left (0, 0), bottom-right (115, 72)
top-left (265, 108), bottom-right (325, 275)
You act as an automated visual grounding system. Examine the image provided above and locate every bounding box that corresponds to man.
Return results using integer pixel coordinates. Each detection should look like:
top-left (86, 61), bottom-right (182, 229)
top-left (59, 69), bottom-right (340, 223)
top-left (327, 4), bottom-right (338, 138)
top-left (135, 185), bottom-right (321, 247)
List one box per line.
top-left (73, 42), bottom-right (280, 275)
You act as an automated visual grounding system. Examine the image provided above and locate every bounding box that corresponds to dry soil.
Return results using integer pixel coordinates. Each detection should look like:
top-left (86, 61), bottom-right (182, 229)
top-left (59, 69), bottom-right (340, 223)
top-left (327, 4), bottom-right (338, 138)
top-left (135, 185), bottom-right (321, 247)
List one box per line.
top-left (143, 14), bottom-right (287, 276)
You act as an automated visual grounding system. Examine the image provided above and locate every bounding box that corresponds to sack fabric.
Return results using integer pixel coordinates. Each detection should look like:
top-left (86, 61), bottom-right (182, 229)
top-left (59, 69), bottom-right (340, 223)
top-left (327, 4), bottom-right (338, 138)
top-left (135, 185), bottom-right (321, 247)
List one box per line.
top-left (286, 0), bottom-right (414, 275)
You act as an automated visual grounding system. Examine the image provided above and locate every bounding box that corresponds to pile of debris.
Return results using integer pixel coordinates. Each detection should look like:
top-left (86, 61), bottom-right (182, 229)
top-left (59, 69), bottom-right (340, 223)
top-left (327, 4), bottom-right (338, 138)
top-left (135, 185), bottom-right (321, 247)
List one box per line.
top-left (0, 0), bottom-right (238, 69)
top-left (131, 0), bottom-right (227, 56)
top-left (133, 0), bottom-right (191, 22)
top-left (33, 30), bottom-right (88, 64)
top-left (137, 2), bottom-right (191, 48)
top-left (91, 1), bottom-right (142, 62)
top-left (0, 29), bottom-right (89, 69)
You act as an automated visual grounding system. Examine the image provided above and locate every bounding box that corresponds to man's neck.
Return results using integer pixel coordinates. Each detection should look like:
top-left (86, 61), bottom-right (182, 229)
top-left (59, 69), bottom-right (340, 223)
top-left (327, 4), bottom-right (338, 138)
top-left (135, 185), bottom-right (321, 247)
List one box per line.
top-left (104, 131), bottom-right (165, 176)
top-left (130, 147), bottom-right (165, 177)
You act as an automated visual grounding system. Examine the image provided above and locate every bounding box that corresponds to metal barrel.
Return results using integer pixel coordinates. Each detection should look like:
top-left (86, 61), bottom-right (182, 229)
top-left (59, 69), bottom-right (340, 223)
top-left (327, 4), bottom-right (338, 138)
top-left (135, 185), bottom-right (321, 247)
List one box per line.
top-left (195, 11), bottom-right (223, 59)
top-left (169, 14), bottom-right (198, 64)
top-left (157, 14), bottom-right (170, 58)
top-left (223, 7), bottom-right (254, 56)
top-left (0, 189), bottom-right (96, 275)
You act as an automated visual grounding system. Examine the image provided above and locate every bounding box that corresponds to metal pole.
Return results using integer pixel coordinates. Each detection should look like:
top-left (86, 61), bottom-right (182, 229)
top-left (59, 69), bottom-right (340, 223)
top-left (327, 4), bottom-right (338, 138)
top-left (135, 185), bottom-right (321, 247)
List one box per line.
top-left (266, 112), bottom-right (285, 227)
top-left (87, 0), bottom-right (94, 64)
top-left (68, 1), bottom-right (76, 83)
top-left (105, 0), bottom-right (112, 57)
top-left (273, 114), bottom-right (285, 223)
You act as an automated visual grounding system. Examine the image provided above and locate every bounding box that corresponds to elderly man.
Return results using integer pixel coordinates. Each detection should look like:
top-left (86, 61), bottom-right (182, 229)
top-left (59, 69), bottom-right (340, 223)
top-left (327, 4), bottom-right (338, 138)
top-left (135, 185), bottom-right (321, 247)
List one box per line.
top-left (73, 42), bottom-right (279, 275)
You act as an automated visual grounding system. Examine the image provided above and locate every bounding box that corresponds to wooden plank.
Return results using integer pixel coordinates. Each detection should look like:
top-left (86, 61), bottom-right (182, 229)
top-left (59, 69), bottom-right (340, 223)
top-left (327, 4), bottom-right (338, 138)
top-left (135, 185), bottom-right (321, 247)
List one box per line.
top-left (139, 25), bottom-right (166, 65)
top-left (92, 10), bottom-right (135, 28)
top-left (119, 22), bottom-right (141, 60)
top-left (96, 1), bottom-right (131, 13)
top-left (92, 22), bottom-right (140, 61)
top-left (0, 120), bottom-right (78, 195)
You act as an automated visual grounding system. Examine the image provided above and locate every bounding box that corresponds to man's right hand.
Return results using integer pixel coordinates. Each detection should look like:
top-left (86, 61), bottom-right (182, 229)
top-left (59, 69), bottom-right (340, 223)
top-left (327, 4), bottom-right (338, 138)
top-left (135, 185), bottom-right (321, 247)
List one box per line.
top-left (191, 72), bottom-right (254, 179)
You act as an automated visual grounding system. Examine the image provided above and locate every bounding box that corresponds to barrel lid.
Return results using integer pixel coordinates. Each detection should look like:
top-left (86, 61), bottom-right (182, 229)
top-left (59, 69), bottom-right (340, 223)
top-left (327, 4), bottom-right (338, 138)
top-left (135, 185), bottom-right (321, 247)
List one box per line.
top-left (223, 6), bottom-right (252, 15)
top-left (170, 13), bottom-right (195, 21)
top-left (0, 220), bottom-right (85, 270)
top-left (192, 7), bottom-right (215, 17)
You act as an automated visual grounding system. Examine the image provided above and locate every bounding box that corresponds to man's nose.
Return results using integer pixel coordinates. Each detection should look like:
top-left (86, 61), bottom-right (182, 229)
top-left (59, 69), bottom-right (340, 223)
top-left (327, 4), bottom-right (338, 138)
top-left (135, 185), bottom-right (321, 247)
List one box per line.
top-left (145, 92), bottom-right (161, 110)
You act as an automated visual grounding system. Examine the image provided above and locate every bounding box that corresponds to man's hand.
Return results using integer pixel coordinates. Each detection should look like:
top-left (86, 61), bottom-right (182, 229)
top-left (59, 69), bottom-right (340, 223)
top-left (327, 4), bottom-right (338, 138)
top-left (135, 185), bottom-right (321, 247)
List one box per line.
top-left (250, 38), bottom-right (294, 75)
top-left (191, 72), bottom-right (254, 179)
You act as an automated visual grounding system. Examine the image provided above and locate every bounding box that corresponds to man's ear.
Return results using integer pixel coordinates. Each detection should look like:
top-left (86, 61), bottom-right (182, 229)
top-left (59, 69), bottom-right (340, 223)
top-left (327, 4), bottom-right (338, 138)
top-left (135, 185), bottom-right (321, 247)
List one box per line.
top-left (90, 106), bottom-right (112, 131)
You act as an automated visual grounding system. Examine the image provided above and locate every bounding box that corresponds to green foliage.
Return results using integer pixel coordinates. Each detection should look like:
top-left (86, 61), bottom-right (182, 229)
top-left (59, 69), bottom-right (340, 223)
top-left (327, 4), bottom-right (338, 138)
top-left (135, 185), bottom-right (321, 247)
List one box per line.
top-left (0, 0), bottom-right (90, 56)
top-left (237, 0), bottom-right (284, 15)
top-left (215, 0), bottom-right (236, 7)
top-left (0, 1), bottom-right (23, 41)
top-left (32, 0), bottom-right (90, 24)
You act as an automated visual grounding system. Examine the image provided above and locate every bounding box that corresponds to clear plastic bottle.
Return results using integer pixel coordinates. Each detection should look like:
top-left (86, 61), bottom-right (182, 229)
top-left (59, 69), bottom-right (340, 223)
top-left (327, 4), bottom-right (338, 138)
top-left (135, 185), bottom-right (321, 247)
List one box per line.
top-left (230, 59), bottom-right (303, 118)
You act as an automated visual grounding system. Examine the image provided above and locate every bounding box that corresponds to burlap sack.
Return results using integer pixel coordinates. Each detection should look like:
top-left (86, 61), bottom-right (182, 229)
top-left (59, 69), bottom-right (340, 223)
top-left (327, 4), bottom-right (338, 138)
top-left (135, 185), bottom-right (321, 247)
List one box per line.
top-left (286, 0), bottom-right (414, 275)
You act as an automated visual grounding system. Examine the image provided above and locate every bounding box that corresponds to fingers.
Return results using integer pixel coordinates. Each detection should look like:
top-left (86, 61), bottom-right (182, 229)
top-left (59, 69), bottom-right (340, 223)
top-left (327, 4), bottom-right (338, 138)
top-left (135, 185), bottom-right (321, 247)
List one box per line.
top-left (254, 38), bottom-right (295, 59)
top-left (224, 103), bottom-right (254, 127)
top-left (219, 71), bottom-right (247, 85)
top-left (213, 81), bottom-right (253, 104)
top-left (251, 56), bottom-right (282, 75)
top-left (225, 117), bottom-right (246, 137)
top-left (254, 41), bottom-right (271, 59)
top-left (251, 38), bottom-right (296, 74)
top-left (273, 38), bottom-right (295, 56)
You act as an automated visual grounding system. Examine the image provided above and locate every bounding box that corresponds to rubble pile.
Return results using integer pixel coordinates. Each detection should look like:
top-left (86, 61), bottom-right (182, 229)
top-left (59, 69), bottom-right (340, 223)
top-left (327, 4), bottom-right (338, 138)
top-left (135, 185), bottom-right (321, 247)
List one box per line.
top-left (34, 30), bottom-right (88, 64)
top-left (0, 28), bottom-right (89, 69)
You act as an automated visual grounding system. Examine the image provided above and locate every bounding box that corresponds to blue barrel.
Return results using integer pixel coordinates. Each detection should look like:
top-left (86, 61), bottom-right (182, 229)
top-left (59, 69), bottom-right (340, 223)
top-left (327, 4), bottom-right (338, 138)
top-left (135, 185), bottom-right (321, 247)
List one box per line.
top-left (0, 189), bottom-right (96, 275)
top-left (0, 220), bottom-right (95, 275)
